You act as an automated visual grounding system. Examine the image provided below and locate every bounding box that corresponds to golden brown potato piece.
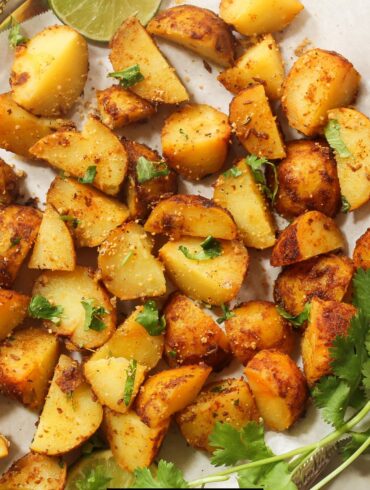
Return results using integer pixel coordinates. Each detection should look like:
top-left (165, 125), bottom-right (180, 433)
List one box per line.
top-left (353, 229), bottom-right (370, 270)
top-left (110, 17), bottom-right (188, 104)
top-left (327, 108), bottom-right (370, 210)
top-left (229, 84), bottom-right (286, 159)
top-left (159, 237), bottom-right (249, 305)
top-left (0, 289), bottom-right (29, 341)
top-left (0, 204), bottom-right (41, 287)
top-left (162, 104), bottom-right (231, 180)
top-left (0, 327), bottom-right (59, 410)
top-left (147, 5), bottom-right (235, 67)
top-left (136, 364), bottom-right (211, 428)
top-left (47, 177), bottom-right (129, 248)
top-left (225, 301), bottom-right (294, 365)
top-left (176, 378), bottom-right (259, 452)
top-left (220, 0), bottom-right (303, 35)
top-left (218, 34), bottom-right (284, 100)
top-left (213, 159), bottom-right (276, 249)
top-left (245, 349), bottom-right (308, 431)
top-left (10, 26), bottom-right (88, 116)
top-left (0, 158), bottom-right (20, 205)
top-left (270, 211), bottom-right (344, 267)
top-left (164, 293), bottom-right (230, 368)
top-left (302, 298), bottom-right (356, 386)
top-left (282, 49), bottom-right (360, 136)
top-left (145, 195), bottom-right (237, 240)
top-left (0, 435), bottom-right (9, 459)
top-left (0, 452), bottom-right (66, 490)
top-left (274, 140), bottom-right (340, 219)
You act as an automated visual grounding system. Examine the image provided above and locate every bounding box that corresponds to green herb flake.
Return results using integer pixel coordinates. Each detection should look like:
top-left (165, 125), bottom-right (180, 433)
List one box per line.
top-left (9, 236), bottom-right (21, 247)
top-left (60, 214), bottom-right (79, 229)
top-left (222, 166), bottom-right (243, 178)
top-left (341, 195), bottom-right (351, 213)
top-left (28, 295), bottom-right (64, 324)
top-left (136, 156), bottom-right (170, 184)
top-left (78, 166), bottom-right (97, 184)
top-left (245, 154), bottom-right (279, 204)
top-left (168, 350), bottom-right (177, 358)
top-left (81, 299), bottom-right (108, 332)
top-left (324, 119), bottom-right (352, 158)
top-left (75, 464), bottom-right (112, 490)
top-left (217, 304), bottom-right (235, 324)
top-left (133, 460), bottom-right (188, 489)
top-left (179, 236), bottom-right (222, 261)
top-left (122, 250), bottom-right (134, 267)
top-left (8, 18), bottom-right (28, 48)
top-left (123, 359), bottom-right (137, 406)
top-left (276, 302), bottom-right (311, 328)
top-left (108, 64), bottom-right (144, 88)
top-left (136, 300), bottom-right (166, 336)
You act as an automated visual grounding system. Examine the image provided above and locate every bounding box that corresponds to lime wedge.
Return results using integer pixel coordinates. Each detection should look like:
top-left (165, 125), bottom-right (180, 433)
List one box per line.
top-left (49, 0), bottom-right (162, 42)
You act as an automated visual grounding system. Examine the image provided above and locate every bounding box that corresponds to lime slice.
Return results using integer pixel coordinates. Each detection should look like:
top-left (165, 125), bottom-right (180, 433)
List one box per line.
top-left (49, 0), bottom-right (162, 42)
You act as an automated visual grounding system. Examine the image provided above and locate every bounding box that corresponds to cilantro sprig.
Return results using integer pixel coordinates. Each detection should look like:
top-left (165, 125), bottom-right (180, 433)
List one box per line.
top-left (245, 154), bottom-right (279, 204)
top-left (28, 295), bottom-right (64, 324)
top-left (324, 119), bottom-right (352, 158)
top-left (341, 195), bottom-right (351, 213)
top-left (79, 166), bottom-right (97, 184)
top-left (136, 156), bottom-right (170, 184)
top-left (179, 236), bottom-right (222, 261)
top-left (136, 300), bottom-right (166, 336)
top-left (108, 64), bottom-right (144, 88)
top-left (276, 302), bottom-right (311, 328)
top-left (222, 166), bottom-right (242, 178)
top-left (8, 18), bottom-right (28, 48)
top-left (216, 304), bottom-right (235, 324)
top-left (123, 359), bottom-right (137, 406)
top-left (81, 299), bottom-right (108, 331)
top-left (75, 465), bottom-right (112, 490)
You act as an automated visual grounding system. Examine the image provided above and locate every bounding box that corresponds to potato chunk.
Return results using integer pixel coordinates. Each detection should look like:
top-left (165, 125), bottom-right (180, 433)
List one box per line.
top-left (245, 350), bottom-right (308, 431)
top-left (159, 237), bottom-right (249, 305)
top-left (302, 298), bottom-right (356, 386)
top-left (0, 289), bottom-right (29, 341)
top-left (147, 5), bottom-right (235, 67)
top-left (282, 49), bottom-right (360, 136)
top-left (176, 378), bottom-right (259, 452)
top-left (353, 229), bottom-right (370, 270)
top-left (0, 327), bottom-right (59, 410)
top-left (98, 222), bottom-right (166, 300)
top-left (0, 435), bottom-right (9, 459)
top-left (11, 25), bottom-right (88, 116)
top-left (145, 195), bottom-right (237, 240)
top-left (218, 34), bottom-right (284, 100)
top-left (0, 158), bottom-right (20, 205)
top-left (110, 17), bottom-right (188, 104)
top-left (229, 84), bottom-right (286, 159)
top-left (270, 211), bottom-right (344, 267)
top-left (213, 159), bottom-right (276, 249)
top-left (162, 104), bottom-right (231, 180)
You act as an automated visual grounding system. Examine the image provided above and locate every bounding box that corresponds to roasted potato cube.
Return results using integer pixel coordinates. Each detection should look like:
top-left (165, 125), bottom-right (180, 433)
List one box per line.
top-left (136, 364), bottom-right (211, 428)
top-left (282, 49), bottom-right (360, 136)
top-left (0, 435), bottom-right (9, 459)
top-left (302, 298), bottom-right (356, 386)
top-left (218, 34), bottom-right (284, 100)
top-left (229, 84), bottom-right (286, 159)
top-left (270, 211), bottom-right (344, 267)
top-left (159, 237), bottom-right (249, 305)
top-left (47, 177), bottom-right (129, 248)
top-left (274, 254), bottom-right (354, 316)
top-left (98, 222), bottom-right (166, 300)
top-left (10, 25), bottom-right (88, 116)
top-left (353, 229), bottom-right (370, 270)
top-left (162, 104), bottom-right (231, 180)
top-left (220, 0), bottom-right (303, 35)
top-left (0, 158), bottom-right (20, 205)
top-left (245, 350), bottom-right (308, 431)
top-left (164, 293), bottom-right (230, 368)
top-left (31, 355), bottom-right (103, 455)
top-left (147, 5), bottom-right (235, 67)
top-left (145, 195), bottom-right (237, 240)
top-left (213, 159), bottom-right (276, 249)
top-left (110, 17), bottom-right (188, 104)
top-left (0, 289), bottom-right (29, 341)
top-left (0, 204), bottom-right (41, 287)
top-left (0, 327), bottom-right (59, 410)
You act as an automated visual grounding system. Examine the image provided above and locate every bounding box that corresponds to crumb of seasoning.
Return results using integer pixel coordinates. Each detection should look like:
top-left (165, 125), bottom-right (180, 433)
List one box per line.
top-left (294, 38), bottom-right (313, 57)
top-left (203, 60), bottom-right (212, 73)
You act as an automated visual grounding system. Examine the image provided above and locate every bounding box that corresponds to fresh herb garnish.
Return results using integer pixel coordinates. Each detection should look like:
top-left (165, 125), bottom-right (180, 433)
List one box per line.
top-left (179, 236), bottom-right (222, 261)
top-left (245, 154), bottom-right (279, 203)
top-left (75, 465), bottom-right (112, 490)
top-left (8, 18), bottom-right (28, 48)
top-left (324, 119), bottom-right (352, 158)
top-left (341, 195), bottom-right (351, 213)
top-left (81, 299), bottom-right (108, 331)
top-left (78, 166), bottom-right (97, 184)
top-left (134, 460), bottom-right (188, 489)
top-left (276, 302), bottom-right (311, 328)
top-left (60, 215), bottom-right (79, 228)
top-left (122, 250), bottom-right (133, 267)
top-left (108, 64), bottom-right (144, 88)
top-left (216, 304), bottom-right (235, 324)
top-left (28, 295), bottom-right (64, 324)
top-left (136, 300), bottom-right (166, 336)
top-left (136, 156), bottom-right (170, 184)
top-left (81, 434), bottom-right (106, 455)
top-left (168, 350), bottom-right (177, 358)
top-left (9, 236), bottom-right (21, 247)
top-left (222, 166), bottom-right (243, 178)
top-left (123, 359), bottom-right (137, 406)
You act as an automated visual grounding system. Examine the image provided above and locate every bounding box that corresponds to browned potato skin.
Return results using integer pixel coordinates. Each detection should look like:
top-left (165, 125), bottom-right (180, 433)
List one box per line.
top-left (302, 298), bottom-right (356, 386)
top-left (0, 159), bottom-right (20, 205)
top-left (353, 228), bottom-right (370, 270)
top-left (273, 140), bottom-right (340, 219)
top-left (176, 378), bottom-right (259, 452)
top-left (245, 349), bottom-right (308, 431)
top-left (225, 301), bottom-right (294, 365)
top-left (0, 289), bottom-right (29, 341)
top-left (164, 293), bottom-right (230, 369)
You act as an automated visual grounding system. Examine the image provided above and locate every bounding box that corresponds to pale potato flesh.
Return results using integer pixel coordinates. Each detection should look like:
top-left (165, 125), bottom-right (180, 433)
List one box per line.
top-left (0, 289), bottom-right (29, 341)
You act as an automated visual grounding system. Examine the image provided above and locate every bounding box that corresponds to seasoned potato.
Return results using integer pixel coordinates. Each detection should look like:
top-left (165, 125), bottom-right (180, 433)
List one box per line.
top-left (11, 25), bottom-right (88, 116)
top-left (245, 350), bottom-right (308, 431)
top-left (0, 204), bottom-right (41, 287)
top-left (136, 364), bottom-right (212, 428)
top-left (147, 5), bottom-right (235, 67)
top-left (28, 205), bottom-right (76, 271)
top-left (353, 229), bottom-right (370, 270)
top-left (162, 104), bottom-right (231, 180)
top-left (164, 293), bottom-right (230, 368)
top-left (176, 378), bottom-right (259, 452)
top-left (274, 254), bottom-right (354, 316)
top-left (0, 327), bottom-right (59, 410)
top-left (282, 49), bottom-right (360, 136)
top-left (104, 409), bottom-right (169, 472)
top-left (32, 266), bottom-right (116, 350)
top-left (229, 84), bottom-right (286, 159)
top-left (0, 452), bottom-right (66, 490)
top-left (0, 435), bottom-right (9, 459)
top-left (213, 159), bottom-right (276, 249)
top-left (110, 17), bottom-right (188, 104)
top-left (220, 0), bottom-right (303, 35)
top-left (98, 222), bottom-right (166, 300)
top-left (270, 211), bottom-right (344, 267)
top-left (31, 355), bottom-right (103, 455)
top-left (47, 177), bottom-right (129, 248)
top-left (159, 237), bottom-right (249, 305)
top-left (218, 34), bottom-right (284, 100)
top-left (0, 158), bottom-right (20, 205)
top-left (145, 195), bottom-right (237, 240)
top-left (327, 108), bottom-right (370, 210)
top-left (225, 301), bottom-right (294, 365)
top-left (302, 298), bottom-right (356, 386)
top-left (0, 289), bottom-right (29, 341)
top-left (30, 116), bottom-right (127, 196)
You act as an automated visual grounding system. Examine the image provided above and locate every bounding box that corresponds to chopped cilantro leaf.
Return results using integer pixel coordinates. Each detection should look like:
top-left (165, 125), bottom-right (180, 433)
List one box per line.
top-left (75, 464), bottom-right (112, 490)
top-left (324, 119), bottom-right (352, 158)
top-left (79, 166), bottom-right (97, 184)
top-left (179, 236), bottom-right (222, 261)
top-left (217, 304), bottom-right (235, 324)
top-left (123, 359), bottom-right (137, 406)
top-left (81, 299), bottom-right (108, 331)
top-left (223, 166), bottom-right (242, 178)
top-left (9, 236), bottom-right (21, 247)
top-left (276, 302), bottom-right (311, 328)
top-left (136, 300), bottom-right (166, 336)
top-left (136, 156), bottom-right (170, 184)
top-left (60, 214), bottom-right (79, 228)
top-left (245, 154), bottom-right (279, 204)
top-left (341, 195), bottom-right (351, 213)
top-left (108, 64), bottom-right (144, 88)
top-left (28, 295), bottom-right (64, 324)
top-left (122, 250), bottom-right (133, 267)
top-left (8, 19), bottom-right (28, 48)
top-left (133, 460), bottom-right (188, 488)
